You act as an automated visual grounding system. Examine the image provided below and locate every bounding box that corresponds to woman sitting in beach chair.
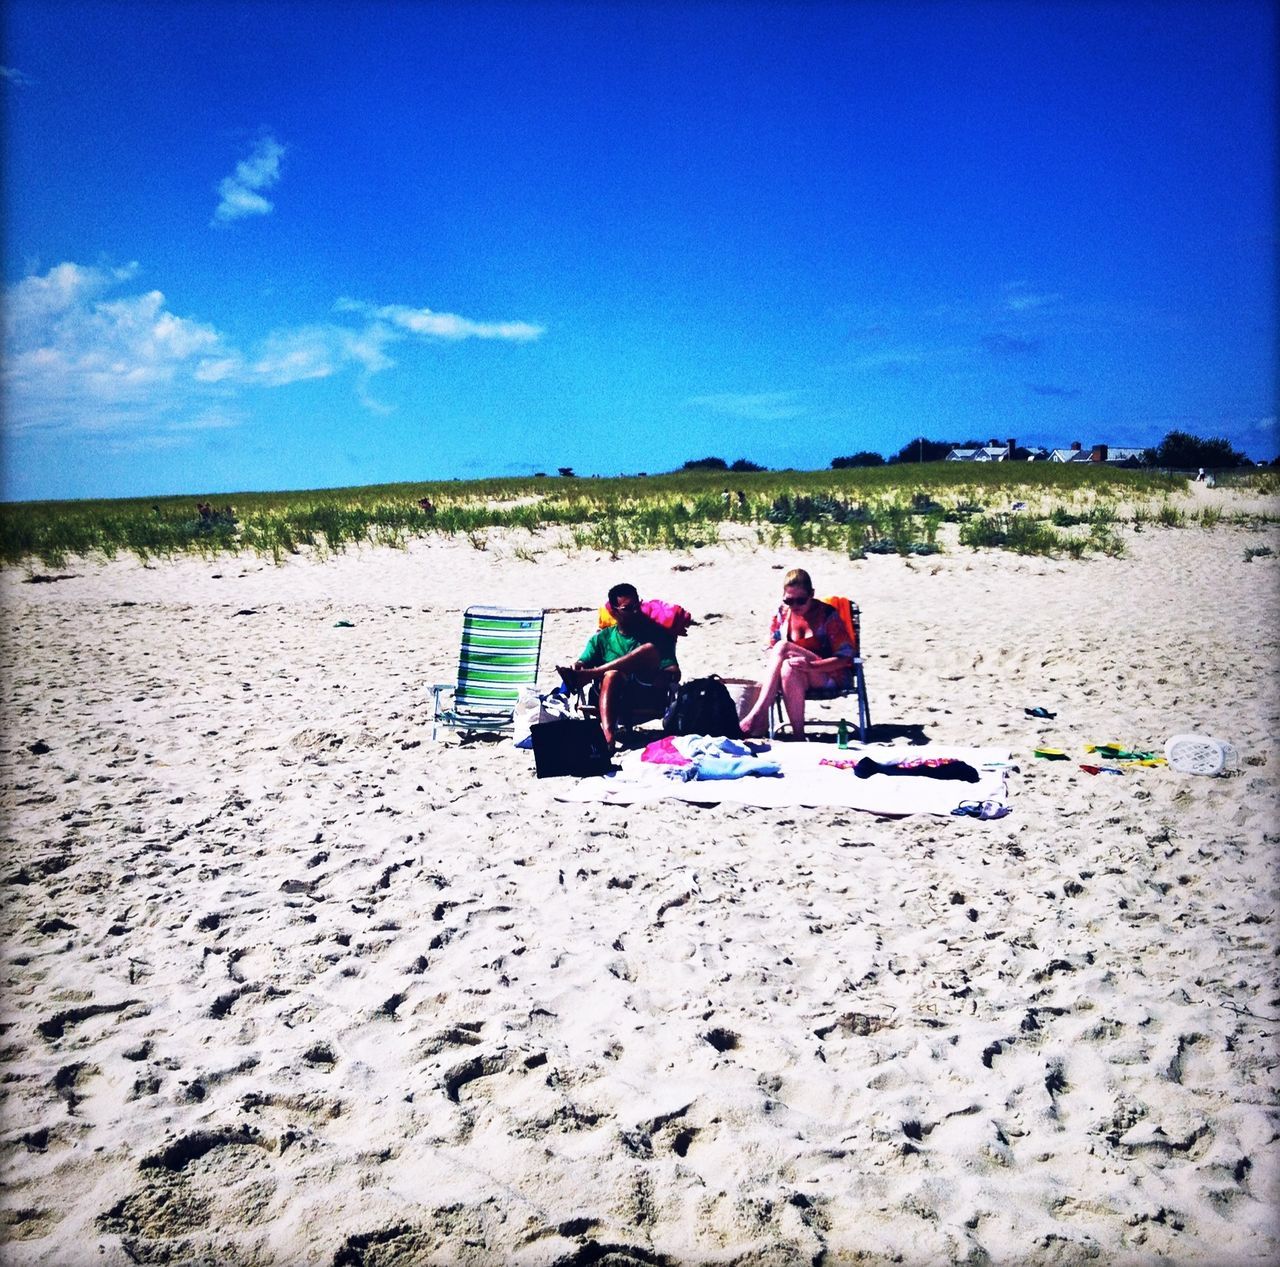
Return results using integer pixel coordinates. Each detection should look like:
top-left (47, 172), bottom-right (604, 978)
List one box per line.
top-left (738, 568), bottom-right (855, 741)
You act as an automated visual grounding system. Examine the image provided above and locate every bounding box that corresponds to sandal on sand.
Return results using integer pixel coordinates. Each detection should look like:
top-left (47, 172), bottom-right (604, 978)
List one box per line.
top-left (1025, 706), bottom-right (1057, 719)
top-left (951, 800), bottom-right (1011, 820)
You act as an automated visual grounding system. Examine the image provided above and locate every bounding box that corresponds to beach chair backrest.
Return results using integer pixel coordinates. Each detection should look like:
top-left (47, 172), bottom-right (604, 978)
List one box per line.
top-left (821, 595), bottom-right (860, 655)
top-left (455, 606), bottom-right (545, 710)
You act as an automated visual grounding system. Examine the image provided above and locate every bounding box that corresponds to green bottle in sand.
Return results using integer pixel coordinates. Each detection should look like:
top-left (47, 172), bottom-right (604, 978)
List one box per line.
top-left (837, 719), bottom-right (849, 748)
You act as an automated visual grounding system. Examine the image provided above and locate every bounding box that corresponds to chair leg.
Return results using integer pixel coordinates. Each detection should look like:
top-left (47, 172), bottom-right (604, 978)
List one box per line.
top-left (855, 661), bottom-right (870, 742)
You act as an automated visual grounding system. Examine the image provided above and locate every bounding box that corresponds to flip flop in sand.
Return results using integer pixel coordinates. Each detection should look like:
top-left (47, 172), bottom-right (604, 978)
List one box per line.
top-left (1033, 747), bottom-right (1070, 760)
top-left (1025, 706), bottom-right (1057, 719)
top-left (951, 800), bottom-right (1011, 820)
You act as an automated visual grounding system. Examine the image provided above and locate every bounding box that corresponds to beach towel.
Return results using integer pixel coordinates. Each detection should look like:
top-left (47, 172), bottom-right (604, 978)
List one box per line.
top-left (551, 743), bottom-right (1012, 815)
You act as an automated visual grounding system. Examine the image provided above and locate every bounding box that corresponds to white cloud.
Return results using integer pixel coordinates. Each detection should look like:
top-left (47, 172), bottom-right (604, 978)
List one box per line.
top-left (251, 326), bottom-right (344, 385)
top-left (1003, 282), bottom-right (1061, 312)
top-left (3, 262), bottom-right (546, 441)
top-left (2, 65), bottom-right (35, 86)
top-left (3, 263), bottom-right (233, 435)
top-left (685, 391), bottom-right (806, 422)
top-left (212, 136), bottom-right (286, 225)
top-left (337, 298), bottom-right (544, 342)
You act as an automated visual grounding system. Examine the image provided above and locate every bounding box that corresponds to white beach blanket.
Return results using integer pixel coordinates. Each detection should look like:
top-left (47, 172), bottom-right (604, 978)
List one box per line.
top-left (552, 742), bottom-right (1013, 815)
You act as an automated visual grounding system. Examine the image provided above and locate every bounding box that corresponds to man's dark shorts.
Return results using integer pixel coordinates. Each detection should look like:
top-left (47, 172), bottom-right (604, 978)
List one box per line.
top-left (588, 671), bottom-right (677, 715)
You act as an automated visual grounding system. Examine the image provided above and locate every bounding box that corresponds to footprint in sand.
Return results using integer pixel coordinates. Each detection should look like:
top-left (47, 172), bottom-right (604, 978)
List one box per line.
top-left (97, 1128), bottom-right (280, 1250)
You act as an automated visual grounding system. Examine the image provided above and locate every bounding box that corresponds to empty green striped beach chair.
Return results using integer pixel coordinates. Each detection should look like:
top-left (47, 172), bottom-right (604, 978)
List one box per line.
top-left (431, 606), bottom-right (545, 740)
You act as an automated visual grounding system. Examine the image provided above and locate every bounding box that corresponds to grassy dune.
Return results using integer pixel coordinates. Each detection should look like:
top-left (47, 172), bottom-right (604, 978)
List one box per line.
top-left (3, 464), bottom-right (1276, 569)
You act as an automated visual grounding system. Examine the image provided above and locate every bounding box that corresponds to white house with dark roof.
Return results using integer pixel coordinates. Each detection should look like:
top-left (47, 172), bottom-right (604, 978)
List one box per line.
top-left (942, 439), bottom-right (1148, 465)
top-left (944, 440), bottom-right (1015, 462)
top-left (1048, 442), bottom-right (1148, 465)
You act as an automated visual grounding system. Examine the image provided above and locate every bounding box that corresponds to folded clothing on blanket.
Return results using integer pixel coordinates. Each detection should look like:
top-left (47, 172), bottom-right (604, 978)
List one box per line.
top-left (820, 755), bottom-right (981, 782)
top-left (642, 734), bottom-right (781, 780)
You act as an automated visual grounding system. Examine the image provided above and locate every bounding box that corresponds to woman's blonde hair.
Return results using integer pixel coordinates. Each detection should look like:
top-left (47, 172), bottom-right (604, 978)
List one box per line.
top-left (783, 567), bottom-right (814, 594)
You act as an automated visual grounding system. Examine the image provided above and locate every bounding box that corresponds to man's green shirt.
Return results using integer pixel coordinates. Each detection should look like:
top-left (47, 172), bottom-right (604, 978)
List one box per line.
top-left (579, 621), bottom-right (678, 671)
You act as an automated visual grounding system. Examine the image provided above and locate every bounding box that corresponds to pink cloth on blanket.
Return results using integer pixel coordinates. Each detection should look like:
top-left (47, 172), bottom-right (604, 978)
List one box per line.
top-left (641, 735), bottom-right (691, 766)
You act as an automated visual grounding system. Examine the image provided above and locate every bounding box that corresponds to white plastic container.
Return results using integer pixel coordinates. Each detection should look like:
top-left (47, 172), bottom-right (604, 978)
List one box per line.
top-left (1164, 734), bottom-right (1234, 776)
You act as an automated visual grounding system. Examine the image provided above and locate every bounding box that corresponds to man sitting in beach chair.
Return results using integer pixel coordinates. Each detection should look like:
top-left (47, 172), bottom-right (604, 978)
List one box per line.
top-left (556, 583), bottom-right (682, 748)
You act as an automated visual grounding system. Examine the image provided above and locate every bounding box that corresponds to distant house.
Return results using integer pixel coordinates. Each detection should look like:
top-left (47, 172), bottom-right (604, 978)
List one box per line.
top-left (1048, 442), bottom-right (1147, 466)
top-left (1048, 443), bottom-right (1092, 463)
top-left (945, 439), bottom-right (1015, 462)
top-left (1102, 446), bottom-right (1148, 466)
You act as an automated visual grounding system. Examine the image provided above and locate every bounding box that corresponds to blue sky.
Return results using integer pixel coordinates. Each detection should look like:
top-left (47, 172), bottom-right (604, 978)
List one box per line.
top-left (3, 0), bottom-right (1275, 501)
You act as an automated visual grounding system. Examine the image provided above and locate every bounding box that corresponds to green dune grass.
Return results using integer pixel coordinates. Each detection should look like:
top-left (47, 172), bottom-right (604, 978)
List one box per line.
top-left (4, 463), bottom-right (1273, 570)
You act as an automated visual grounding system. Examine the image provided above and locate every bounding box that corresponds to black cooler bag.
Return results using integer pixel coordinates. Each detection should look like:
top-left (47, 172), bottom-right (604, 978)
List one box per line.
top-left (530, 719), bottom-right (613, 778)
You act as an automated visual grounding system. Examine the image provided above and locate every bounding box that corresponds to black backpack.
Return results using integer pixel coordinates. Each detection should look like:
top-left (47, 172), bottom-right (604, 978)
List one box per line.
top-left (663, 675), bottom-right (743, 738)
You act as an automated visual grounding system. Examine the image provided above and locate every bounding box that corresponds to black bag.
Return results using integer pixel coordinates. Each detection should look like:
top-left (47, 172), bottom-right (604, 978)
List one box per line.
top-left (530, 718), bottom-right (614, 778)
top-left (662, 675), bottom-right (743, 739)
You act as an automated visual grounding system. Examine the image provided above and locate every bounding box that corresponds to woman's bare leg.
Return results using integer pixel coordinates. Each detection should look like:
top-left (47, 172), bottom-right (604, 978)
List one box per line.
top-left (739, 644), bottom-right (789, 734)
top-left (779, 660), bottom-right (812, 737)
top-left (741, 645), bottom-right (822, 737)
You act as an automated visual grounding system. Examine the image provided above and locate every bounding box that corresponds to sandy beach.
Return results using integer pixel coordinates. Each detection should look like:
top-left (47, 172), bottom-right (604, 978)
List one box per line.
top-left (2, 518), bottom-right (1277, 1265)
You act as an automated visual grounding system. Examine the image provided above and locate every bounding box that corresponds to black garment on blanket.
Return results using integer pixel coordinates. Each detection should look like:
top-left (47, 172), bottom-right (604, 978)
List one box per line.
top-left (853, 757), bottom-right (981, 783)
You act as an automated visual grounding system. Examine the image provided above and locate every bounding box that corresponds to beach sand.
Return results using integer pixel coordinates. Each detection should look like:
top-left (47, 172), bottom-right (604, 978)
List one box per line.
top-left (2, 519), bottom-right (1277, 1265)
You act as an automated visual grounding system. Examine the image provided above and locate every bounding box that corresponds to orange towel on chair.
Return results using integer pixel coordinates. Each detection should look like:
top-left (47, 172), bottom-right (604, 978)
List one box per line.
top-left (821, 596), bottom-right (859, 653)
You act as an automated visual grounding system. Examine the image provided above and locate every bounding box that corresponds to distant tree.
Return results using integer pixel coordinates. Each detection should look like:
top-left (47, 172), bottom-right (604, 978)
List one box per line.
top-left (1149, 431), bottom-right (1249, 470)
top-left (682, 456), bottom-right (729, 471)
top-left (830, 451), bottom-right (885, 469)
top-left (557, 466), bottom-right (576, 477)
top-left (887, 437), bottom-right (967, 464)
top-left (729, 458), bottom-right (766, 472)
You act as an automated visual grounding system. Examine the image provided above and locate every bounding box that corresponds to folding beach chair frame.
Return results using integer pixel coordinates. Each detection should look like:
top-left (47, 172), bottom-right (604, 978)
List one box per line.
top-left (769, 597), bottom-right (871, 743)
top-left (431, 605), bottom-right (545, 740)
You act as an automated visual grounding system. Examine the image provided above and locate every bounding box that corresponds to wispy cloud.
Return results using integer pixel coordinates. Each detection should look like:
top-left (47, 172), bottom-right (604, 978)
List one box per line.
top-left (212, 136), bottom-right (286, 225)
top-left (1028, 383), bottom-right (1081, 399)
top-left (2, 261), bottom-right (545, 440)
top-left (685, 391), bottom-right (805, 421)
top-left (2, 65), bottom-right (35, 86)
top-left (1003, 282), bottom-right (1061, 312)
top-left (335, 299), bottom-right (544, 342)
